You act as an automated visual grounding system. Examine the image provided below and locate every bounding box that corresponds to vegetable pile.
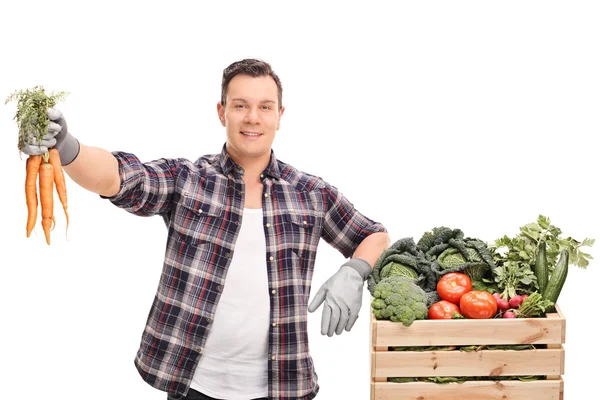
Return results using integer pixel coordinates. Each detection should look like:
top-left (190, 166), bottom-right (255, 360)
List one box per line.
top-left (6, 86), bottom-right (70, 245)
top-left (370, 215), bottom-right (594, 325)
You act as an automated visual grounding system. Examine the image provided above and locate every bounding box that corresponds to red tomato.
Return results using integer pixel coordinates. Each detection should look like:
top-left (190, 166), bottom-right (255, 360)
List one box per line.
top-left (428, 300), bottom-right (461, 319)
top-left (460, 290), bottom-right (498, 319)
top-left (436, 272), bottom-right (472, 304)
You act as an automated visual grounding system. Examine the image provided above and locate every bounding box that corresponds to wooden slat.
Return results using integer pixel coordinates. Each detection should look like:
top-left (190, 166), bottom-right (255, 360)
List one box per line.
top-left (373, 347), bottom-right (564, 378)
top-left (372, 378), bottom-right (563, 400)
top-left (372, 311), bottom-right (565, 347)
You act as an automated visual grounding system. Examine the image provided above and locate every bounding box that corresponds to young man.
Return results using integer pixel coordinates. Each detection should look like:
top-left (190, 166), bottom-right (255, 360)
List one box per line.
top-left (24, 59), bottom-right (389, 400)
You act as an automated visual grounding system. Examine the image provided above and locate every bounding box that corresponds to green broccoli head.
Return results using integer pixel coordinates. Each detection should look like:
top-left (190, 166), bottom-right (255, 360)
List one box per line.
top-left (371, 276), bottom-right (429, 327)
top-left (371, 298), bottom-right (392, 320)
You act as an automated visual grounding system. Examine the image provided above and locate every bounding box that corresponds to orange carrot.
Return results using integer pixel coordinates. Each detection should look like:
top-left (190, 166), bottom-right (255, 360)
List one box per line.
top-left (39, 159), bottom-right (54, 245)
top-left (25, 154), bottom-right (42, 237)
top-left (48, 148), bottom-right (68, 235)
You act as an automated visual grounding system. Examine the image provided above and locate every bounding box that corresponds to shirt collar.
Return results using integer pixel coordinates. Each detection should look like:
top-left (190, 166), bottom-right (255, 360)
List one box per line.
top-left (218, 143), bottom-right (281, 180)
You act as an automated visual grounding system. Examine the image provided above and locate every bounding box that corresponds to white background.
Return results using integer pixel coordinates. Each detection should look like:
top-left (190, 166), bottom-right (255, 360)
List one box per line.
top-left (1, 1), bottom-right (598, 399)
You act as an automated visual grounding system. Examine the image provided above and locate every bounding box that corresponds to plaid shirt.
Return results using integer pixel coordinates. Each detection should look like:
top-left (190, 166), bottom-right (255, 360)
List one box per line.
top-left (102, 144), bottom-right (387, 399)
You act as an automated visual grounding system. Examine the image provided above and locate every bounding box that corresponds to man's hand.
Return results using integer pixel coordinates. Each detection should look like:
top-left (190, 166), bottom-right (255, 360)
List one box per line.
top-left (22, 108), bottom-right (79, 165)
top-left (22, 110), bottom-right (60, 156)
top-left (308, 258), bottom-right (372, 336)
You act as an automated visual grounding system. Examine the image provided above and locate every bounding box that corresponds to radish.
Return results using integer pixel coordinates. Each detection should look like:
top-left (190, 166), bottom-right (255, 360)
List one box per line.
top-left (493, 293), bottom-right (510, 311)
top-left (503, 311), bottom-right (516, 318)
top-left (497, 298), bottom-right (510, 311)
top-left (509, 295), bottom-right (523, 309)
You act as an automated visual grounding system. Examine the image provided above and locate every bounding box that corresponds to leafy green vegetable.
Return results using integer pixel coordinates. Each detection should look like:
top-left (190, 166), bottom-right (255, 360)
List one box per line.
top-left (493, 261), bottom-right (537, 300)
top-left (391, 344), bottom-right (538, 352)
top-left (417, 226), bottom-right (464, 256)
top-left (493, 215), bottom-right (594, 272)
top-left (391, 346), bottom-right (458, 351)
top-left (492, 215), bottom-right (594, 298)
top-left (5, 86), bottom-right (69, 155)
top-left (387, 375), bottom-right (544, 384)
top-left (380, 261), bottom-right (419, 280)
top-left (367, 237), bottom-right (438, 302)
top-left (418, 226), bottom-right (496, 282)
top-left (513, 292), bottom-right (554, 318)
top-left (434, 240), bottom-right (495, 282)
top-left (471, 278), bottom-right (499, 294)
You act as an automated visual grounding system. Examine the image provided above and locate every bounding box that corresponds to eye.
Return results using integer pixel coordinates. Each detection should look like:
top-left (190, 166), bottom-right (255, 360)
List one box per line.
top-left (261, 105), bottom-right (272, 110)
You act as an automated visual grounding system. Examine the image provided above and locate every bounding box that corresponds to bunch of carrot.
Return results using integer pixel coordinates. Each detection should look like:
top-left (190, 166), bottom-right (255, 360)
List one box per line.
top-left (26, 149), bottom-right (69, 244)
top-left (6, 86), bottom-right (70, 245)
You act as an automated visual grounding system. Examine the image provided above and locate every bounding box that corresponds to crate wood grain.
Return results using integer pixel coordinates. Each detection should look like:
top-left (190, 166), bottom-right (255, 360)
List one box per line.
top-left (370, 306), bottom-right (566, 400)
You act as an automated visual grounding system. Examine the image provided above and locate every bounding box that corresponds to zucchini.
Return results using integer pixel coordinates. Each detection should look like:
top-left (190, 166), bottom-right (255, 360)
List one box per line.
top-left (543, 250), bottom-right (569, 303)
top-left (534, 240), bottom-right (548, 294)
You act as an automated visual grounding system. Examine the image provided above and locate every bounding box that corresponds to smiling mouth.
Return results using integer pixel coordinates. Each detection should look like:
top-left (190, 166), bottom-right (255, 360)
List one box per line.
top-left (241, 131), bottom-right (263, 137)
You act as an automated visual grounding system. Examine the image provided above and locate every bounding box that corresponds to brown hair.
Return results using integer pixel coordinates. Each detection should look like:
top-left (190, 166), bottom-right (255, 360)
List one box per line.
top-left (221, 59), bottom-right (283, 110)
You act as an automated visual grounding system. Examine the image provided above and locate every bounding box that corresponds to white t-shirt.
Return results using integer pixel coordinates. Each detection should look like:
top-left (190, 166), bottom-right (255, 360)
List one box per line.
top-left (191, 207), bottom-right (270, 399)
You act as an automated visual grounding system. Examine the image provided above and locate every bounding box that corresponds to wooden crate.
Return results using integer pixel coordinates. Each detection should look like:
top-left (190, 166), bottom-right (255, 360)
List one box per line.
top-left (370, 305), bottom-right (566, 400)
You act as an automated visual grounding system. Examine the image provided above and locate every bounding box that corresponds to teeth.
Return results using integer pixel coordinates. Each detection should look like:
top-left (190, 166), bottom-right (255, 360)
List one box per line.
top-left (242, 132), bottom-right (260, 137)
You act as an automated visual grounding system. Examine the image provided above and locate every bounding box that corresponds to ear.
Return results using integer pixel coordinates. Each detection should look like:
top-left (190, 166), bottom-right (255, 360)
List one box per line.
top-left (277, 105), bottom-right (285, 130)
top-left (217, 102), bottom-right (226, 127)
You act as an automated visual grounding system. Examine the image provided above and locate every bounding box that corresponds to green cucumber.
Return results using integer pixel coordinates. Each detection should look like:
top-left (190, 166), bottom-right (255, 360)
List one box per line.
top-left (534, 240), bottom-right (548, 294)
top-left (543, 250), bottom-right (569, 304)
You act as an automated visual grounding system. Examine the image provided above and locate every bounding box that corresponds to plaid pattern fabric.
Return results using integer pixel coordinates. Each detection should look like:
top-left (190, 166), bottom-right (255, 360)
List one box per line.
top-left (102, 144), bottom-right (387, 399)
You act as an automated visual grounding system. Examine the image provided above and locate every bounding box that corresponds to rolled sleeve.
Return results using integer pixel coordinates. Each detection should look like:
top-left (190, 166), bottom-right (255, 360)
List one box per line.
top-left (99, 151), bottom-right (177, 217)
top-left (321, 183), bottom-right (387, 259)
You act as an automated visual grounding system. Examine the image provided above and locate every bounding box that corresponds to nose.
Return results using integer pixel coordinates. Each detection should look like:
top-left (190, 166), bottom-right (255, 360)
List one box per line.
top-left (244, 107), bottom-right (260, 124)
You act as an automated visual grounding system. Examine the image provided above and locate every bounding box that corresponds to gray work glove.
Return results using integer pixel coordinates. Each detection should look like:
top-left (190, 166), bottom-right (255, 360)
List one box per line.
top-left (308, 258), bottom-right (372, 336)
top-left (22, 108), bottom-right (80, 165)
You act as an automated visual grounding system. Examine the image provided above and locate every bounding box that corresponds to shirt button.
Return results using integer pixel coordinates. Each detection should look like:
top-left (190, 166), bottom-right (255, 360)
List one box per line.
top-left (225, 253), bottom-right (231, 259)
top-left (271, 355), bottom-right (276, 361)
top-left (195, 347), bottom-right (203, 353)
top-left (216, 285), bottom-right (223, 292)
top-left (303, 220), bottom-right (307, 225)
top-left (266, 223), bottom-right (271, 228)
top-left (269, 256), bottom-right (274, 261)
top-left (271, 289), bottom-right (276, 295)
top-left (264, 193), bottom-right (269, 198)
top-left (260, 174), bottom-right (264, 178)
top-left (198, 209), bottom-right (203, 214)
top-left (272, 322), bottom-right (277, 327)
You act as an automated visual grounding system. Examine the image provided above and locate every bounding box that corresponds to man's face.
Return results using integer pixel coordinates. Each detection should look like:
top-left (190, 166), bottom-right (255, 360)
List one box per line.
top-left (217, 74), bottom-right (284, 165)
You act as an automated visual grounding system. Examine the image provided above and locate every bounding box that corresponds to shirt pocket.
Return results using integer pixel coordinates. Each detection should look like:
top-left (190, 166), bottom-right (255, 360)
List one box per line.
top-left (281, 212), bottom-right (317, 258)
top-left (174, 191), bottom-right (226, 245)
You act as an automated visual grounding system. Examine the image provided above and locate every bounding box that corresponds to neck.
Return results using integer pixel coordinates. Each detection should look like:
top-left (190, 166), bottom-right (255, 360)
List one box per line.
top-left (226, 146), bottom-right (270, 184)
top-left (241, 163), bottom-right (267, 185)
